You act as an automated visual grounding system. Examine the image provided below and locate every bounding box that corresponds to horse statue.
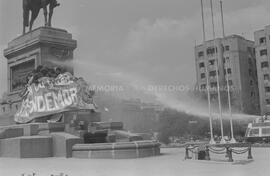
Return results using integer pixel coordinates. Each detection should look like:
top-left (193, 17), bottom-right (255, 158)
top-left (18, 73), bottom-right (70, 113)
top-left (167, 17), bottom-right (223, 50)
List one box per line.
top-left (23, 0), bottom-right (60, 34)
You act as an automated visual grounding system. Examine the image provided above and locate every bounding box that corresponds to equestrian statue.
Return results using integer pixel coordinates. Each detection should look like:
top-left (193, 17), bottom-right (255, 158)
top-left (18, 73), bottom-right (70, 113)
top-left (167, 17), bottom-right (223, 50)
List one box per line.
top-left (23, 0), bottom-right (60, 34)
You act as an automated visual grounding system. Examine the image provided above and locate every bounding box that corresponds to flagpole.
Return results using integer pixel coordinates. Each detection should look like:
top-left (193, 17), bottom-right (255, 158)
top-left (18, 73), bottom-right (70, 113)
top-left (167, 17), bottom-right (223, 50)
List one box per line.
top-left (210, 0), bottom-right (225, 143)
top-left (201, 0), bottom-right (215, 144)
top-left (225, 61), bottom-right (236, 143)
top-left (220, 0), bottom-right (225, 38)
top-left (201, 0), bottom-right (206, 42)
top-left (219, 0), bottom-right (236, 143)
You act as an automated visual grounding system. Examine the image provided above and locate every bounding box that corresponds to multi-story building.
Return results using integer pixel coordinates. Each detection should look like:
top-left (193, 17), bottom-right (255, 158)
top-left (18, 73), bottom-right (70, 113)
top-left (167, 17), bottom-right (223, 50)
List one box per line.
top-left (195, 35), bottom-right (260, 115)
top-left (254, 25), bottom-right (270, 115)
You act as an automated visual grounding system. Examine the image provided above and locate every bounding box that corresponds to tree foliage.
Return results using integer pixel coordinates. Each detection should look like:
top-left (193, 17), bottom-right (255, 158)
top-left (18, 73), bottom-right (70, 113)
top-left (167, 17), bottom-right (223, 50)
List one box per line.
top-left (157, 108), bottom-right (248, 144)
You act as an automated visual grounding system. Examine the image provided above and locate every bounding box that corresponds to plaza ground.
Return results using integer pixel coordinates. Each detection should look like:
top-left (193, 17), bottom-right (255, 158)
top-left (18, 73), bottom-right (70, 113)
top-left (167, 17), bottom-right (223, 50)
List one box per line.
top-left (0, 147), bottom-right (269, 176)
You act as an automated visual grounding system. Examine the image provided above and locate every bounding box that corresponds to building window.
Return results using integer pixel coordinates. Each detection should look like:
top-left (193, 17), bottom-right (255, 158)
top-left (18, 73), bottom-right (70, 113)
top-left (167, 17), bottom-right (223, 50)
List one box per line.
top-left (228, 80), bottom-right (233, 86)
top-left (207, 47), bottom-right (217, 55)
top-left (224, 68), bottom-right (232, 75)
top-left (2, 107), bottom-right (5, 113)
top-left (265, 86), bottom-right (270, 93)
top-left (249, 69), bottom-right (252, 76)
top-left (266, 99), bottom-right (270, 105)
top-left (200, 84), bottom-right (206, 89)
top-left (227, 68), bottom-right (232, 74)
top-left (209, 60), bottom-right (215, 65)
top-left (210, 82), bottom-right (217, 88)
top-left (250, 80), bottom-right (253, 86)
top-left (223, 57), bottom-right (229, 63)
top-left (260, 37), bottom-right (266, 44)
top-left (264, 74), bottom-right (270, 81)
top-left (260, 49), bottom-right (267, 56)
top-left (261, 61), bottom-right (269, 68)
top-left (198, 51), bottom-right (204, 57)
top-left (251, 91), bottom-right (255, 97)
top-left (209, 71), bottom-right (216, 77)
top-left (199, 62), bottom-right (205, 68)
top-left (225, 45), bottom-right (230, 51)
top-left (201, 73), bottom-right (206, 79)
top-left (248, 57), bottom-right (252, 63)
top-left (248, 57), bottom-right (253, 68)
top-left (247, 47), bottom-right (253, 53)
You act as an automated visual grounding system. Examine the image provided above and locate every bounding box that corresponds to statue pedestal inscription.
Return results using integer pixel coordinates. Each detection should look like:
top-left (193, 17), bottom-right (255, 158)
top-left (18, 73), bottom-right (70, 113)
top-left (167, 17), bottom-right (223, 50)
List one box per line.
top-left (3, 27), bottom-right (77, 113)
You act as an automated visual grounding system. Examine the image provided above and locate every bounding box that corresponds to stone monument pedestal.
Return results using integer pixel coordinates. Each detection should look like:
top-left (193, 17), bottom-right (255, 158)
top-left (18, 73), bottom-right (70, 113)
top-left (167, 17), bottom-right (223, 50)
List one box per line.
top-left (3, 27), bottom-right (77, 113)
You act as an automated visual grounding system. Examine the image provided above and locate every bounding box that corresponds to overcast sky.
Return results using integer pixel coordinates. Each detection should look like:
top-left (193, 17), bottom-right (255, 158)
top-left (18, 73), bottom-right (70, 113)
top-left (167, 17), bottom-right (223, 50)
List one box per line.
top-left (1, 0), bottom-right (270, 111)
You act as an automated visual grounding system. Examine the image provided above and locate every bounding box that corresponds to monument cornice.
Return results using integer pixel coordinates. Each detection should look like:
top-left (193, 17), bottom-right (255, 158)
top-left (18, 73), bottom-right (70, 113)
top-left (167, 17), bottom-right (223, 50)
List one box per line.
top-left (4, 27), bottom-right (77, 59)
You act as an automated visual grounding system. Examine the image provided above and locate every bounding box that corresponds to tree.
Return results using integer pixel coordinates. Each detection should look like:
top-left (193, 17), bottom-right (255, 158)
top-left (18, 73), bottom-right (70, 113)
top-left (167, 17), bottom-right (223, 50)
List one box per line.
top-left (157, 108), bottom-right (210, 144)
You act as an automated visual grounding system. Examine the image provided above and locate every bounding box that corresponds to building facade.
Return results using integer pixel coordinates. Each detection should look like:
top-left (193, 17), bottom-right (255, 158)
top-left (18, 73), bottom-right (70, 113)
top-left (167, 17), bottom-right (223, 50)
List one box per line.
top-left (254, 25), bottom-right (270, 115)
top-left (195, 35), bottom-right (260, 115)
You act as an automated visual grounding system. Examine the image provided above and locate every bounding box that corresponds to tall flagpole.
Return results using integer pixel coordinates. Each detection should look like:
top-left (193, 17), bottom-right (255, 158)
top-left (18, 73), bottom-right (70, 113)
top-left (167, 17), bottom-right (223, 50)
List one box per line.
top-left (201, 0), bottom-right (215, 144)
top-left (224, 61), bottom-right (236, 143)
top-left (220, 0), bottom-right (236, 143)
top-left (201, 0), bottom-right (206, 42)
top-left (210, 0), bottom-right (225, 143)
top-left (220, 0), bottom-right (225, 38)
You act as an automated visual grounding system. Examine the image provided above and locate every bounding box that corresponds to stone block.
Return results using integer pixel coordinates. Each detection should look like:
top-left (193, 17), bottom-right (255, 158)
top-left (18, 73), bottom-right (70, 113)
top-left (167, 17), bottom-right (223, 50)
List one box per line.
top-left (0, 128), bottom-right (24, 139)
top-left (38, 122), bottom-right (65, 134)
top-left (0, 136), bottom-right (52, 158)
top-left (92, 122), bottom-right (123, 130)
top-left (106, 134), bottom-right (116, 143)
top-left (21, 123), bottom-right (39, 136)
top-left (50, 132), bottom-right (83, 158)
top-left (0, 123), bottom-right (39, 139)
top-left (0, 136), bottom-right (21, 157)
top-left (83, 130), bottom-right (108, 143)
